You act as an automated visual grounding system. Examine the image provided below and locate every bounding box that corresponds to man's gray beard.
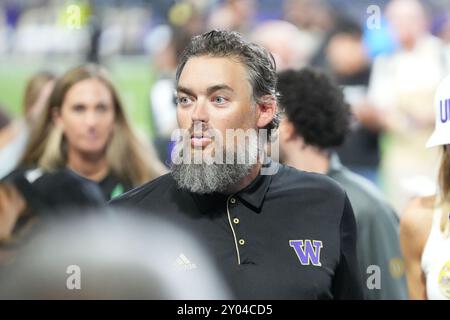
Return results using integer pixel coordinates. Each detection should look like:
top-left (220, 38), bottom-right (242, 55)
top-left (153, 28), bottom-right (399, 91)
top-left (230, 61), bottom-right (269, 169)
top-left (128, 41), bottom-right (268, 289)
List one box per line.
top-left (171, 162), bottom-right (254, 194)
top-left (170, 143), bottom-right (257, 194)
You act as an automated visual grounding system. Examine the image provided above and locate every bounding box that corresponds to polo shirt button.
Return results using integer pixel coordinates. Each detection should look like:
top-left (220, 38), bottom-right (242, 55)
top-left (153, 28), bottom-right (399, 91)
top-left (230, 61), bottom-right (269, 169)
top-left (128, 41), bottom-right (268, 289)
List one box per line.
top-left (233, 218), bottom-right (240, 224)
top-left (230, 197), bottom-right (236, 204)
top-left (238, 239), bottom-right (245, 246)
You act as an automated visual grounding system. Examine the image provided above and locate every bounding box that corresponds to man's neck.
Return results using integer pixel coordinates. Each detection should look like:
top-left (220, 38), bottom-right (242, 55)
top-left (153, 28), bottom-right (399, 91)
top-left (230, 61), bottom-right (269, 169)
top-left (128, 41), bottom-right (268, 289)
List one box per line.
top-left (283, 144), bottom-right (330, 175)
top-left (67, 149), bottom-right (109, 182)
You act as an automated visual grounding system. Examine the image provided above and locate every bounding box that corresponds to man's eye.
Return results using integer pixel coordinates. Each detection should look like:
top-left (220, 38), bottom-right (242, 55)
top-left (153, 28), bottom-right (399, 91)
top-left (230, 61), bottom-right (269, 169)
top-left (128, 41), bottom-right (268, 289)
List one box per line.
top-left (177, 96), bottom-right (192, 105)
top-left (213, 96), bottom-right (227, 104)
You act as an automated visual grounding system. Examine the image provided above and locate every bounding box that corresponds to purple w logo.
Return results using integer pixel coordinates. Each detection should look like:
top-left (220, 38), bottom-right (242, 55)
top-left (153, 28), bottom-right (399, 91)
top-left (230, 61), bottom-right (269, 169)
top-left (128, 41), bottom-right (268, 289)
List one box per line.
top-left (289, 240), bottom-right (323, 266)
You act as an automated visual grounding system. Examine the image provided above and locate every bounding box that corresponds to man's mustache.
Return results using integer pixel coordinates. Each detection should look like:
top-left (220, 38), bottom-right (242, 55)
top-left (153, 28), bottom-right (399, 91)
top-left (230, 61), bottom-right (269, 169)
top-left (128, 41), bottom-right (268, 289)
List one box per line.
top-left (188, 121), bottom-right (216, 139)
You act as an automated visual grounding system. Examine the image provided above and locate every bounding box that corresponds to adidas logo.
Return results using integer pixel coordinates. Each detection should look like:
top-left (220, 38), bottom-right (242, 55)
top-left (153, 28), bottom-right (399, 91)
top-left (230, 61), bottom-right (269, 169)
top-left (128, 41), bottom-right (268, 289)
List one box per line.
top-left (173, 253), bottom-right (197, 271)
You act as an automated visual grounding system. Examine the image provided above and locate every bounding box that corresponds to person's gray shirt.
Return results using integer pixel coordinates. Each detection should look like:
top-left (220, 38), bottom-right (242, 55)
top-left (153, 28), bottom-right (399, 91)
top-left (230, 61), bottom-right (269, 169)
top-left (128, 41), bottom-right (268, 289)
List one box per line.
top-left (327, 153), bottom-right (408, 300)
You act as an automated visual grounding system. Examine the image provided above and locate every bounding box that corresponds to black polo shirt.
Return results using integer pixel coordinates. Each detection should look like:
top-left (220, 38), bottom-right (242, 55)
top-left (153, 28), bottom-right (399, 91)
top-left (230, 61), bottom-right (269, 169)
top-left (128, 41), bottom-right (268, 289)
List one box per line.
top-left (110, 161), bottom-right (364, 299)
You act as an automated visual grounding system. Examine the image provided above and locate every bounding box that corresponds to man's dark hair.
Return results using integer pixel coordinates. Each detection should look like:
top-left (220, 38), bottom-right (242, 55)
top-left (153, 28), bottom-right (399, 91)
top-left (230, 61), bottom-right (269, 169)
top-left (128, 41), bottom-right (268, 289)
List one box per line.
top-left (176, 29), bottom-right (280, 133)
top-left (277, 68), bottom-right (350, 149)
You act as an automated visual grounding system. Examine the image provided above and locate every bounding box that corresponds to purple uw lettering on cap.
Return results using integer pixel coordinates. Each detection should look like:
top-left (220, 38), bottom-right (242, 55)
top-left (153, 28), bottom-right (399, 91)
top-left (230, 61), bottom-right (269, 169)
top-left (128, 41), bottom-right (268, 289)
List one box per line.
top-left (426, 74), bottom-right (450, 148)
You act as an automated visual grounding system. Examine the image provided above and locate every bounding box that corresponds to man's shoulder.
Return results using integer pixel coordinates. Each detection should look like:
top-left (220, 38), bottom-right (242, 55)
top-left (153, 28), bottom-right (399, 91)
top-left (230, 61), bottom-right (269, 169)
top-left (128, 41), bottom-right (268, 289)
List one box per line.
top-left (109, 173), bottom-right (175, 206)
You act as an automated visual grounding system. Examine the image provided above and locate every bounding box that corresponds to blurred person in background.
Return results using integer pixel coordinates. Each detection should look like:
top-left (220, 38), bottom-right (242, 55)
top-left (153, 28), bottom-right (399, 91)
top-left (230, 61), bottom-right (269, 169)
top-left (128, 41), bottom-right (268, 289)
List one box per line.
top-left (13, 64), bottom-right (166, 201)
top-left (251, 20), bottom-right (308, 71)
top-left (0, 106), bottom-right (12, 160)
top-left (146, 1), bottom-right (207, 165)
top-left (207, 0), bottom-right (256, 36)
top-left (277, 68), bottom-right (408, 300)
top-left (283, 0), bottom-right (335, 63)
top-left (0, 71), bottom-right (56, 179)
top-left (0, 210), bottom-right (231, 299)
top-left (0, 169), bottom-right (105, 265)
top-left (322, 18), bottom-right (382, 184)
top-left (368, 0), bottom-right (450, 213)
top-left (147, 25), bottom-right (192, 165)
top-left (400, 75), bottom-right (450, 300)
top-left (431, 10), bottom-right (450, 67)
top-left (0, 106), bottom-right (10, 131)
top-left (0, 181), bottom-right (25, 245)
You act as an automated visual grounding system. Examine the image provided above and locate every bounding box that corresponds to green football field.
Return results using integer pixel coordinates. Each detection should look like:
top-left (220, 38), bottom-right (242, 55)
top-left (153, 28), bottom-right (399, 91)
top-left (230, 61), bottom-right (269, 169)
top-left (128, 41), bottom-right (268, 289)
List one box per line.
top-left (0, 55), bottom-right (156, 138)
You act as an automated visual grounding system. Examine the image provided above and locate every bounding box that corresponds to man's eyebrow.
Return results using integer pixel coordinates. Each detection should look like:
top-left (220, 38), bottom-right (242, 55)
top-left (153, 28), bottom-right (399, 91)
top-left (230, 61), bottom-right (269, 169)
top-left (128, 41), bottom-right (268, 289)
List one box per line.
top-left (176, 84), bottom-right (235, 96)
top-left (176, 86), bottom-right (196, 97)
top-left (206, 84), bottom-right (234, 96)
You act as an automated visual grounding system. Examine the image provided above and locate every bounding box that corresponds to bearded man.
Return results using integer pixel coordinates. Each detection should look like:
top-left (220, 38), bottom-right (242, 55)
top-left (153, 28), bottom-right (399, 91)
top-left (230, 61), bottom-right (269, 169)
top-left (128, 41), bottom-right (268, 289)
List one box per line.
top-left (111, 30), bottom-right (363, 300)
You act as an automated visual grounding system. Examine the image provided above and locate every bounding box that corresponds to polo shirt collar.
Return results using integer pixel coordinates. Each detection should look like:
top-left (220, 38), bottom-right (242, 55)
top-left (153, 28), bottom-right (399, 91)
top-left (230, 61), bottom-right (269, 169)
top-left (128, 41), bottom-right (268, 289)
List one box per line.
top-left (235, 166), bottom-right (274, 211)
top-left (189, 161), bottom-right (277, 214)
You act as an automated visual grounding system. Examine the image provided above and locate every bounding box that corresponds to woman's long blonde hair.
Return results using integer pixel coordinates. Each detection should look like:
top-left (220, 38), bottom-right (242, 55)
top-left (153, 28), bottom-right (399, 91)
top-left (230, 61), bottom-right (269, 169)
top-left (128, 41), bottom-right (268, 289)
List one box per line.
top-left (437, 146), bottom-right (450, 237)
top-left (20, 64), bottom-right (166, 187)
top-left (23, 71), bottom-right (56, 121)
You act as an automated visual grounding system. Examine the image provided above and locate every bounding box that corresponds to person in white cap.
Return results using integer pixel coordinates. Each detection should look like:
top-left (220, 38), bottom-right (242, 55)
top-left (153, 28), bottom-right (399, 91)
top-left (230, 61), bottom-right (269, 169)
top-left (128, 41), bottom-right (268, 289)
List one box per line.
top-left (400, 75), bottom-right (450, 300)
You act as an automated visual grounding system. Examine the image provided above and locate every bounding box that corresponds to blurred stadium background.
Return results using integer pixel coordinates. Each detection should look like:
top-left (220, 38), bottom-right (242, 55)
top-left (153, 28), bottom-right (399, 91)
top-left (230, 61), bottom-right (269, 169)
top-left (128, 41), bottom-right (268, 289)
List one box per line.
top-left (2, 0), bottom-right (446, 134)
top-left (1, 0), bottom-right (450, 204)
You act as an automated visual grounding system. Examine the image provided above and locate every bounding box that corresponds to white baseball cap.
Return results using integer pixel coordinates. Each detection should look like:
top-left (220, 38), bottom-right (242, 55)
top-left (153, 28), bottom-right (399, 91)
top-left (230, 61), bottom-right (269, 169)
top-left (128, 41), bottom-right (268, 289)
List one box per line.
top-left (426, 74), bottom-right (450, 148)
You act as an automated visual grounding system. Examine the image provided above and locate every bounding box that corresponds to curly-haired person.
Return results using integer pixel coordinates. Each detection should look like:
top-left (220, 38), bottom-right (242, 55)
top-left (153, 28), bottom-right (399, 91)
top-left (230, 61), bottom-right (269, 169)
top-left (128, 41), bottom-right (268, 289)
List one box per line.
top-left (277, 68), bottom-right (408, 300)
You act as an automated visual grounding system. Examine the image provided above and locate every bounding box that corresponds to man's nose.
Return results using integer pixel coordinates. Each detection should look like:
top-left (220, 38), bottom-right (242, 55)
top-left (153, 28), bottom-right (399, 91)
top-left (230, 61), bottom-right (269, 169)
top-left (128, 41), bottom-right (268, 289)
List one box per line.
top-left (191, 98), bottom-right (209, 123)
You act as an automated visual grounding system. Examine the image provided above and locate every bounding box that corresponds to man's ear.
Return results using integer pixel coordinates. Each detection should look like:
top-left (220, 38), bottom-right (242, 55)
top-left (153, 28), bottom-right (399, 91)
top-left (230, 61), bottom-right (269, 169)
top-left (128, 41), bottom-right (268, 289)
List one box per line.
top-left (256, 95), bottom-right (277, 130)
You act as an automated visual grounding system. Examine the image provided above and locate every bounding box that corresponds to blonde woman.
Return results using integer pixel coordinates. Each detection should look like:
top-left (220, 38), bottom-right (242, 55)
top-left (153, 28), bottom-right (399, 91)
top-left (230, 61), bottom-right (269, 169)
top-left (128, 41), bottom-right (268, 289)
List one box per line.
top-left (400, 76), bottom-right (450, 300)
top-left (19, 64), bottom-right (166, 200)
